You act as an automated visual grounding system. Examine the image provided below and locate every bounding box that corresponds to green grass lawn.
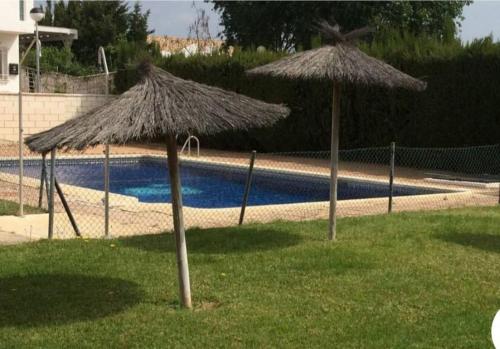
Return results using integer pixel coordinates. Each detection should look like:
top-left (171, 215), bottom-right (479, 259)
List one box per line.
top-left (0, 199), bottom-right (45, 216)
top-left (0, 206), bottom-right (499, 348)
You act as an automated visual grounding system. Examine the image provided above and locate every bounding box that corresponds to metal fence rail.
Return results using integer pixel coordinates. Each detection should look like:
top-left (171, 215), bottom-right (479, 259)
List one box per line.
top-left (0, 140), bottom-right (498, 240)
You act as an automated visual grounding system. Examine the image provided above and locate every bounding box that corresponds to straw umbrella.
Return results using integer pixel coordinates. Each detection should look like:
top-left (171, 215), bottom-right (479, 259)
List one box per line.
top-left (26, 62), bottom-right (289, 308)
top-left (247, 22), bottom-right (426, 241)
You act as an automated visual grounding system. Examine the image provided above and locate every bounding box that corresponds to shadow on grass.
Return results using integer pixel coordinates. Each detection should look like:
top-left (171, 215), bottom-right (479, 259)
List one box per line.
top-left (437, 233), bottom-right (500, 253)
top-left (0, 273), bottom-right (142, 327)
top-left (121, 227), bottom-right (303, 254)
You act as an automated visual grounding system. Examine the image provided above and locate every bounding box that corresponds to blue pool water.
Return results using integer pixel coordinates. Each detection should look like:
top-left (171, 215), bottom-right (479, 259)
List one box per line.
top-left (0, 157), bottom-right (446, 208)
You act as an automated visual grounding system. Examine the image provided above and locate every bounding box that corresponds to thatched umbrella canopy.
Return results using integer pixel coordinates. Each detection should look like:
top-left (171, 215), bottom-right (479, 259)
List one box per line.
top-left (26, 62), bottom-right (289, 308)
top-left (26, 63), bottom-right (289, 153)
top-left (247, 22), bottom-right (426, 241)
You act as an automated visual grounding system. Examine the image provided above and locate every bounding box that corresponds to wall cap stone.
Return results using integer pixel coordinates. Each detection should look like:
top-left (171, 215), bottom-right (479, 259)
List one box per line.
top-left (0, 92), bottom-right (115, 98)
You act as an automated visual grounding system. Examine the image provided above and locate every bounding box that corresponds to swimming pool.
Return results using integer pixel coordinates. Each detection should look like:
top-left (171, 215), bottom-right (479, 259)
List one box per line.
top-left (0, 157), bottom-right (447, 208)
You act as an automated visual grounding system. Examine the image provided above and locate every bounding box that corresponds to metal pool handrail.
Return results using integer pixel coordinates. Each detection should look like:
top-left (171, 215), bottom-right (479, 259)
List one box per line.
top-left (180, 134), bottom-right (200, 157)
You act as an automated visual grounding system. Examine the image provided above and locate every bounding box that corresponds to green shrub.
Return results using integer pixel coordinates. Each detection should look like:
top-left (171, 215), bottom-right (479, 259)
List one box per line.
top-left (114, 37), bottom-right (500, 151)
top-left (25, 46), bottom-right (98, 76)
top-left (109, 39), bottom-right (162, 93)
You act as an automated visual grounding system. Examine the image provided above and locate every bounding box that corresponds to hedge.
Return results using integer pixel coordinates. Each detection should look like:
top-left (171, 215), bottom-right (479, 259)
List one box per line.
top-left (115, 42), bottom-right (500, 153)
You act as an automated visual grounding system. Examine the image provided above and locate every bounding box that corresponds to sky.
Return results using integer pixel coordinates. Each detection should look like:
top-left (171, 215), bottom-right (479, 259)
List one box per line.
top-left (460, 1), bottom-right (500, 42)
top-left (142, 0), bottom-right (500, 42)
top-left (138, 1), bottom-right (223, 39)
top-left (34, 0), bottom-right (500, 42)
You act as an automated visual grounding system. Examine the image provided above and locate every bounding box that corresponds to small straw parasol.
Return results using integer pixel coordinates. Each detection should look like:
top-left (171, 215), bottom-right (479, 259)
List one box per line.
top-left (247, 22), bottom-right (427, 241)
top-left (26, 62), bottom-right (289, 308)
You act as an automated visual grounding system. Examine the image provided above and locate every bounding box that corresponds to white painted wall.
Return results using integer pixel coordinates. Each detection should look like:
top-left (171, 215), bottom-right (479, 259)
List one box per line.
top-left (0, 33), bottom-right (20, 92)
top-left (0, 0), bottom-right (34, 34)
top-left (0, 0), bottom-right (35, 93)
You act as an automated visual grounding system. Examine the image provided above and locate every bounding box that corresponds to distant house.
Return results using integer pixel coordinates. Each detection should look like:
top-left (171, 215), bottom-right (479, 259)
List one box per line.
top-left (147, 35), bottom-right (226, 57)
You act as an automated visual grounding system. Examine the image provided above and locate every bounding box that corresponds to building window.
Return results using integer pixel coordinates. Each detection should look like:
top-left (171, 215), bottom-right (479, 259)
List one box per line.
top-left (0, 48), bottom-right (8, 81)
top-left (19, 0), bottom-right (25, 21)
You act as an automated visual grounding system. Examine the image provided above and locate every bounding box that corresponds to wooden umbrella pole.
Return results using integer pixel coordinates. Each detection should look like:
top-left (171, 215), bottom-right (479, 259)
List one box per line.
top-left (328, 82), bottom-right (341, 241)
top-left (48, 148), bottom-right (56, 239)
top-left (166, 135), bottom-right (192, 309)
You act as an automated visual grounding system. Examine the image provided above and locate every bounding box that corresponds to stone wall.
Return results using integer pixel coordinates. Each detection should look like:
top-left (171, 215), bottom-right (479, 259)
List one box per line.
top-left (21, 68), bottom-right (115, 95)
top-left (0, 92), bottom-right (113, 142)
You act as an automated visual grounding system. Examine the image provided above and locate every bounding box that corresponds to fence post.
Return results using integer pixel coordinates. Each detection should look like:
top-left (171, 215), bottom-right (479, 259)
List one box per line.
top-left (43, 160), bottom-right (49, 204)
top-left (54, 178), bottom-right (81, 237)
top-left (388, 142), bottom-right (395, 213)
top-left (18, 72), bottom-right (24, 217)
top-left (38, 153), bottom-right (46, 208)
top-left (239, 150), bottom-right (257, 225)
top-left (104, 144), bottom-right (110, 238)
top-left (48, 148), bottom-right (56, 239)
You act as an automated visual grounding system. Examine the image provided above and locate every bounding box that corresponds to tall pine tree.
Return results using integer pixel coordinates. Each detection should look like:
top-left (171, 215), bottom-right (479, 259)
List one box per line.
top-left (39, 0), bottom-right (150, 65)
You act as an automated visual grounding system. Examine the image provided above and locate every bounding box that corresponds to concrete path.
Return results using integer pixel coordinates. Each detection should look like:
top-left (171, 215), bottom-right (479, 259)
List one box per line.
top-left (0, 231), bottom-right (29, 245)
top-left (0, 214), bottom-right (48, 245)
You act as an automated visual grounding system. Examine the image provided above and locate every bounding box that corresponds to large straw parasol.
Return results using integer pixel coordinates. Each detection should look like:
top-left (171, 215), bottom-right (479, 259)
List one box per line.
top-left (247, 22), bottom-right (426, 241)
top-left (26, 62), bottom-right (289, 308)
top-left (26, 63), bottom-right (288, 152)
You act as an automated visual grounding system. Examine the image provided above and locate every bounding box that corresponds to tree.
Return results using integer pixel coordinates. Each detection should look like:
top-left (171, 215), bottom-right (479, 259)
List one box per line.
top-left (127, 2), bottom-right (153, 44)
top-left (36, 0), bottom-right (155, 73)
top-left (40, 1), bottom-right (134, 64)
top-left (188, 2), bottom-right (213, 52)
top-left (372, 2), bottom-right (469, 42)
top-left (188, 2), bottom-right (212, 41)
top-left (65, 1), bottom-right (128, 64)
top-left (212, 1), bottom-right (471, 51)
top-left (39, 0), bottom-right (53, 26)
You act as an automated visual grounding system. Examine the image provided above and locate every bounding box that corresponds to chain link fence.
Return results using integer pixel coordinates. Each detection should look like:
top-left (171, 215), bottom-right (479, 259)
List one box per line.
top-left (0, 140), bottom-right (44, 214)
top-left (0, 139), bottom-right (498, 240)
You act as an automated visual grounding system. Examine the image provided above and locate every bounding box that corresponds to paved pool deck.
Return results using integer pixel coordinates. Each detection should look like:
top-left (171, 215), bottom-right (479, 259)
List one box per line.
top-left (0, 143), bottom-right (498, 243)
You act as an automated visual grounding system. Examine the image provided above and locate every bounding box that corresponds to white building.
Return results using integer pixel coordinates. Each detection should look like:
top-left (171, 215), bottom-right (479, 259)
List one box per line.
top-left (0, 0), bottom-right (77, 93)
top-left (0, 1), bottom-right (112, 143)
